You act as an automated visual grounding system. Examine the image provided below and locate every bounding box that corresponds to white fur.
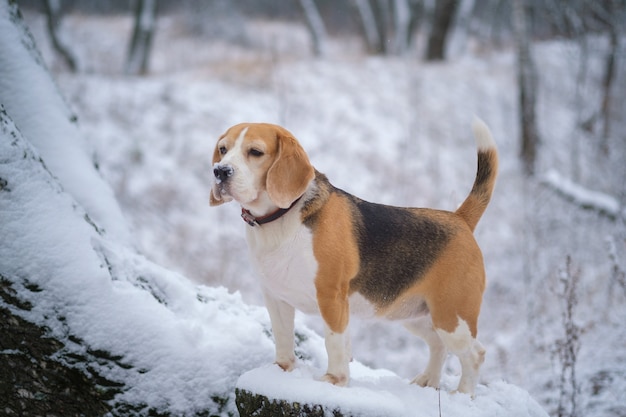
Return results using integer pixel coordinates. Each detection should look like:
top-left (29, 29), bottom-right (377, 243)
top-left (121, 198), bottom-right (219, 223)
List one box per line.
top-left (472, 117), bottom-right (496, 151)
top-left (347, 292), bottom-right (377, 318)
top-left (249, 218), bottom-right (320, 316)
top-left (404, 316), bottom-right (447, 388)
top-left (322, 326), bottom-right (350, 386)
top-left (435, 318), bottom-right (486, 396)
top-left (263, 292), bottom-right (296, 370)
top-left (405, 317), bottom-right (485, 396)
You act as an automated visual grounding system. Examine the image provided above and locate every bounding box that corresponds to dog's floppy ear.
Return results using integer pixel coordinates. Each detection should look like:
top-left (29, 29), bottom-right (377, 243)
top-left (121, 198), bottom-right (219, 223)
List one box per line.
top-left (210, 134), bottom-right (227, 207)
top-left (267, 130), bottom-right (315, 208)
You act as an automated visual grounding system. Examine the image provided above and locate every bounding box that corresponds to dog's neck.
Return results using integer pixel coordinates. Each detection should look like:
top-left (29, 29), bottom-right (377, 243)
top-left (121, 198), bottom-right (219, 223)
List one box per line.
top-left (241, 197), bottom-right (301, 227)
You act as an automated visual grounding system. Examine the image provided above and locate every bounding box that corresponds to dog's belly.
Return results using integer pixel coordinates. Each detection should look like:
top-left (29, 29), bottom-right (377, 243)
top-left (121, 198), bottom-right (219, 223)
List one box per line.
top-left (348, 292), bottom-right (378, 318)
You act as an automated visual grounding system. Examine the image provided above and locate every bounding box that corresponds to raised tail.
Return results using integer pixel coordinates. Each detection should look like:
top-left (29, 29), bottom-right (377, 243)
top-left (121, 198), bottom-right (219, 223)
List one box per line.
top-left (455, 118), bottom-right (498, 232)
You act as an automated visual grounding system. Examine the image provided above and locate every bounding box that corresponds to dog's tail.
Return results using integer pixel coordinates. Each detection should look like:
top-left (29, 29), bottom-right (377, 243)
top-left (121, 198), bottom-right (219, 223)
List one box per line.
top-left (455, 118), bottom-right (498, 232)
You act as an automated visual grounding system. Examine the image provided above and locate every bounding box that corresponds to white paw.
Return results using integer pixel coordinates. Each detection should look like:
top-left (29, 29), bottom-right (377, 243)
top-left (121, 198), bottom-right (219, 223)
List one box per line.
top-left (275, 357), bottom-right (296, 372)
top-left (321, 372), bottom-right (348, 386)
top-left (410, 373), bottom-right (440, 389)
top-left (455, 380), bottom-right (476, 397)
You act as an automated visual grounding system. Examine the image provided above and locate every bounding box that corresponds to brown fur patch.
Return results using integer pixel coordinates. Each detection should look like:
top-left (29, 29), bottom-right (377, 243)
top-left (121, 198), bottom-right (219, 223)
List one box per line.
top-left (310, 192), bottom-right (360, 334)
top-left (380, 217), bottom-right (485, 337)
top-left (266, 132), bottom-right (315, 208)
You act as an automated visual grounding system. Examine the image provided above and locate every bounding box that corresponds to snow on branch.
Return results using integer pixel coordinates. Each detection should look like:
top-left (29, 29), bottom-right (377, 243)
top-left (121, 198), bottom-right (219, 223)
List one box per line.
top-left (542, 170), bottom-right (623, 220)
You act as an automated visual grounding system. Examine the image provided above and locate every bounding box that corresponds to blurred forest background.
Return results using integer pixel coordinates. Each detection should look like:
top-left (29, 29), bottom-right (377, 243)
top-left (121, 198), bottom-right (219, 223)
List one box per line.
top-left (21, 0), bottom-right (626, 177)
top-left (14, 1), bottom-right (626, 416)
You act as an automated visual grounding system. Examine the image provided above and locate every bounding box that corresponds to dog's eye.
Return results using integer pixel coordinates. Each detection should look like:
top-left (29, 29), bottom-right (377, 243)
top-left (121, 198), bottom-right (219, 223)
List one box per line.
top-left (249, 148), bottom-right (264, 157)
top-left (219, 146), bottom-right (227, 155)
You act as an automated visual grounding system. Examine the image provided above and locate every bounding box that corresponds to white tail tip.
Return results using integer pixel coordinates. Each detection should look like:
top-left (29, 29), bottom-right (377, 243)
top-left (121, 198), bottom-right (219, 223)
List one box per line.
top-left (472, 117), bottom-right (496, 151)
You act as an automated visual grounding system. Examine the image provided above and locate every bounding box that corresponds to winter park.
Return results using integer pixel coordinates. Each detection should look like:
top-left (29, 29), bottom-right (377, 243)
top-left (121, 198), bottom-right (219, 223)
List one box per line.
top-left (1, 1), bottom-right (625, 416)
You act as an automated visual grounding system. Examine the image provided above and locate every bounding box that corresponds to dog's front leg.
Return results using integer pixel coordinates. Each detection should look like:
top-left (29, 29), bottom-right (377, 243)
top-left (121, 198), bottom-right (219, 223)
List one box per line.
top-left (263, 292), bottom-right (296, 371)
top-left (321, 324), bottom-right (350, 386)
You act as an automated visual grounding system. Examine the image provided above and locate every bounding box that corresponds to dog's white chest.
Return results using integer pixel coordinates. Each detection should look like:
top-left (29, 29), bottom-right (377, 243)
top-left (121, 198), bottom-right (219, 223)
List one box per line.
top-left (247, 222), bottom-right (320, 314)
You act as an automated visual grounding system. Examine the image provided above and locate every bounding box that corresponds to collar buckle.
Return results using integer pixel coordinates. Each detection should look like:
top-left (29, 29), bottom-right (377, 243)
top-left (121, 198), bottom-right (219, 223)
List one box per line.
top-left (241, 210), bottom-right (259, 227)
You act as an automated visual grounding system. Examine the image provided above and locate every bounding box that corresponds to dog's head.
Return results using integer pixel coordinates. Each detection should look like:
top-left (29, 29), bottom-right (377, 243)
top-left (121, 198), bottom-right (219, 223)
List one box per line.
top-left (210, 123), bottom-right (315, 212)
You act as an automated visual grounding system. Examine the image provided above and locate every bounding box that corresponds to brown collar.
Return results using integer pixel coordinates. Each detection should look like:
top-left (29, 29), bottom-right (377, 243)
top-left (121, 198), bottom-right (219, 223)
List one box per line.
top-left (241, 197), bottom-right (302, 227)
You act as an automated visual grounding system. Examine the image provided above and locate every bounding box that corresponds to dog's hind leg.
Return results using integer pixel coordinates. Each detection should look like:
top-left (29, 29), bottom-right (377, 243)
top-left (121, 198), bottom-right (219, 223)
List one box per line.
top-left (455, 338), bottom-right (485, 394)
top-left (435, 318), bottom-right (485, 396)
top-left (404, 316), bottom-right (447, 389)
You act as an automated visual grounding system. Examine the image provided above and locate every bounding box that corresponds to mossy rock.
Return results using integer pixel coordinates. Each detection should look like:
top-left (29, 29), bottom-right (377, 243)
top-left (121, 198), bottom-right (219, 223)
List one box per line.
top-left (236, 388), bottom-right (345, 417)
top-left (0, 307), bottom-right (113, 416)
top-left (0, 277), bottom-right (120, 416)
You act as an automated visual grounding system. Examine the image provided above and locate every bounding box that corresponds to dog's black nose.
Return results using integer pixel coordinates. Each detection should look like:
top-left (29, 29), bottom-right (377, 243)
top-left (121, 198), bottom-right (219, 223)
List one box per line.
top-left (213, 165), bottom-right (234, 182)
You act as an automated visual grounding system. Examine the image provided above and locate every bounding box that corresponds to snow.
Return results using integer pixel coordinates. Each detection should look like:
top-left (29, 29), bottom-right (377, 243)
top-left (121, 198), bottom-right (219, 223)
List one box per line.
top-left (0, 3), bottom-right (130, 244)
top-left (3, 4), bottom-right (625, 416)
top-left (0, 107), bottom-right (275, 414)
top-left (237, 364), bottom-right (548, 417)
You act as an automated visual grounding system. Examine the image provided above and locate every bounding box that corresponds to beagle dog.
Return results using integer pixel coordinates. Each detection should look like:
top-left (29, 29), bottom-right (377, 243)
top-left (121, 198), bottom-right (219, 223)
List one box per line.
top-left (210, 120), bottom-right (498, 396)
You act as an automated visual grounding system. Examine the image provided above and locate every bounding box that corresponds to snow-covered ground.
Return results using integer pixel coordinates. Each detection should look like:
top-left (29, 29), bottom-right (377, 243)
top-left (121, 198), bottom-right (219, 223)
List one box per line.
top-left (3, 7), bottom-right (625, 416)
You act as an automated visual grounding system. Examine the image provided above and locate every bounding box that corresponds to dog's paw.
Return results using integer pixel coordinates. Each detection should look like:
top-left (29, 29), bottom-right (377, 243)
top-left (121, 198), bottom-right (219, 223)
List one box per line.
top-left (450, 388), bottom-right (475, 398)
top-left (410, 373), bottom-right (440, 389)
top-left (454, 380), bottom-right (477, 397)
top-left (321, 372), bottom-right (348, 387)
top-left (275, 357), bottom-right (296, 372)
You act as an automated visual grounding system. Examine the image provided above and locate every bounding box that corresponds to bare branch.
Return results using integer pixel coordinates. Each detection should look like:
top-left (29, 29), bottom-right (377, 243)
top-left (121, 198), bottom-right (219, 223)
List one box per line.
top-left (542, 170), bottom-right (623, 220)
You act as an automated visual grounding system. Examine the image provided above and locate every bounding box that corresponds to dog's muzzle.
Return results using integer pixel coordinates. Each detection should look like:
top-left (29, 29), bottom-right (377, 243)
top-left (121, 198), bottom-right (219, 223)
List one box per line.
top-left (213, 164), bottom-right (234, 184)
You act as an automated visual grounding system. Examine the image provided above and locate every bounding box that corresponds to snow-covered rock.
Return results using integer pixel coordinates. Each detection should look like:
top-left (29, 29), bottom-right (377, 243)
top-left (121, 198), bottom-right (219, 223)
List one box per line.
top-left (236, 363), bottom-right (549, 417)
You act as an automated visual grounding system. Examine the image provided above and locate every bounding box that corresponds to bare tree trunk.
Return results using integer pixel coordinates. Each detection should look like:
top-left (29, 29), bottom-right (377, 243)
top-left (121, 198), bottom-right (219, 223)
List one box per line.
top-left (353, 0), bottom-right (420, 55)
top-left (392, 0), bottom-right (411, 54)
top-left (298, 0), bottom-right (327, 57)
top-left (351, 0), bottom-right (384, 54)
top-left (405, 0), bottom-right (423, 48)
top-left (372, 0), bottom-right (391, 53)
top-left (513, 0), bottom-right (540, 176)
top-left (125, 0), bottom-right (157, 75)
top-left (600, 28), bottom-right (618, 152)
top-left (44, 0), bottom-right (77, 72)
top-left (425, 0), bottom-right (459, 60)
